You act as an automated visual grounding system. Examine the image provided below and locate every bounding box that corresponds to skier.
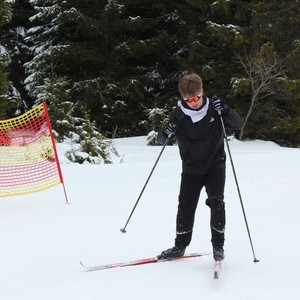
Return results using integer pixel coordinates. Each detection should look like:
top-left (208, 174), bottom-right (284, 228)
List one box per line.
top-left (157, 73), bottom-right (243, 261)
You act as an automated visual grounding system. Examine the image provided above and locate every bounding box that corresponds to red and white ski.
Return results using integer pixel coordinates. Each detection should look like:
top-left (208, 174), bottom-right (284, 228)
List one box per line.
top-left (80, 252), bottom-right (210, 271)
top-left (214, 261), bottom-right (221, 279)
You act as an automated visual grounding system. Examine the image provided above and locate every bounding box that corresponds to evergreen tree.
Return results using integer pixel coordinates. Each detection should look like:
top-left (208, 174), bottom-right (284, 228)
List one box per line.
top-left (0, 0), bottom-right (12, 119)
top-left (0, 52), bottom-right (10, 119)
top-left (25, 0), bottom-right (72, 99)
top-left (36, 74), bottom-right (77, 142)
top-left (24, 0), bottom-right (123, 161)
top-left (3, 0), bottom-right (300, 146)
top-left (3, 0), bottom-right (34, 116)
top-left (102, 0), bottom-right (185, 136)
top-left (65, 109), bottom-right (119, 164)
top-left (146, 104), bottom-right (169, 145)
top-left (25, 0), bottom-right (127, 134)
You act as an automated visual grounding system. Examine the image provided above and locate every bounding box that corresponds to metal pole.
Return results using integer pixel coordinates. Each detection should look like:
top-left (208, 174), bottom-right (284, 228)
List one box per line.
top-left (218, 110), bottom-right (259, 263)
top-left (120, 136), bottom-right (170, 233)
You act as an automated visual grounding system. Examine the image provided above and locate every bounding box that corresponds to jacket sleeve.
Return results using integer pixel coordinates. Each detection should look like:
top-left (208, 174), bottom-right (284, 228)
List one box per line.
top-left (221, 107), bottom-right (243, 131)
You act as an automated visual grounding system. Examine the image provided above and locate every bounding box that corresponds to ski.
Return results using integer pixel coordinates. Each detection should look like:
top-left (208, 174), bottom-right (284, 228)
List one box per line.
top-left (214, 261), bottom-right (221, 279)
top-left (80, 252), bottom-right (210, 271)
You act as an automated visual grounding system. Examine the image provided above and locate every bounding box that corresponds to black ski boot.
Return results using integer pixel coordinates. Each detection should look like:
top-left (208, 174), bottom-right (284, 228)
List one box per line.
top-left (157, 245), bottom-right (186, 260)
top-left (213, 245), bottom-right (224, 261)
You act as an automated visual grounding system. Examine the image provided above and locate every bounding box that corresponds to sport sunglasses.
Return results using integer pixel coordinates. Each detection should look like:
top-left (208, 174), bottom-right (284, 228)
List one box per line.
top-left (184, 94), bottom-right (203, 103)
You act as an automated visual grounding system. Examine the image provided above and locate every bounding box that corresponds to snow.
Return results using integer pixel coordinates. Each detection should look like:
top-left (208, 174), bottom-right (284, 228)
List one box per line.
top-left (206, 21), bottom-right (241, 35)
top-left (1, 136), bottom-right (300, 299)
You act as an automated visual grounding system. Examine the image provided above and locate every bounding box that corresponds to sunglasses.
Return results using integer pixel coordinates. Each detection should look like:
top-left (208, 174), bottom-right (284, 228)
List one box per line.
top-left (184, 94), bottom-right (203, 103)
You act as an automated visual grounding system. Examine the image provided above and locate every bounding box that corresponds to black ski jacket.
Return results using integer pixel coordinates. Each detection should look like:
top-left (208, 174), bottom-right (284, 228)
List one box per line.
top-left (158, 96), bottom-right (243, 175)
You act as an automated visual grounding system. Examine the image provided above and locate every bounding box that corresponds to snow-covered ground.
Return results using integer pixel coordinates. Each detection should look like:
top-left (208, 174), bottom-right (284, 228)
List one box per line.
top-left (1, 136), bottom-right (299, 299)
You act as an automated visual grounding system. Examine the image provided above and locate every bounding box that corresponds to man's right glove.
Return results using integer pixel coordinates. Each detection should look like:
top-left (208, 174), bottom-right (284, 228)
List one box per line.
top-left (164, 123), bottom-right (176, 137)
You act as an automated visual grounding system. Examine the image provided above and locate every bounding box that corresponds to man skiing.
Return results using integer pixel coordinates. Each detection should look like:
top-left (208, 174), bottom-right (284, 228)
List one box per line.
top-left (157, 73), bottom-right (243, 262)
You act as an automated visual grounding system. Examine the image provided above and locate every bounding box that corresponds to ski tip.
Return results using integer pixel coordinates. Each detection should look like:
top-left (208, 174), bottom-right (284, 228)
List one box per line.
top-left (214, 261), bottom-right (221, 279)
top-left (80, 261), bottom-right (89, 269)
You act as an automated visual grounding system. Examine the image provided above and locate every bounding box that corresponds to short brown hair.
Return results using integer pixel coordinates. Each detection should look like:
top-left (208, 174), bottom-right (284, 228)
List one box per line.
top-left (178, 73), bottom-right (203, 96)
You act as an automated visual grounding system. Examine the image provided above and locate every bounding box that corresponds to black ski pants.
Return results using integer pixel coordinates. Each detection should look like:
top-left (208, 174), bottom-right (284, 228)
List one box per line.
top-left (175, 168), bottom-right (226, 248)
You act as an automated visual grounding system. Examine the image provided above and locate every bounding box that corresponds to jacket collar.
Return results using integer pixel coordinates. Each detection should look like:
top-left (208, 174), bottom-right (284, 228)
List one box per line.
top-left (178, 96), bottom-right (210, 123)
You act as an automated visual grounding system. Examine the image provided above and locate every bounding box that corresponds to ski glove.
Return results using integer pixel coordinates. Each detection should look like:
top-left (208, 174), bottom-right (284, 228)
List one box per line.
top-left (211, 96), bottom-right (229, 115)
top-left (164, 123), bottom-right (176, 137)
top-left (211, 96), bottom-right (228, 113)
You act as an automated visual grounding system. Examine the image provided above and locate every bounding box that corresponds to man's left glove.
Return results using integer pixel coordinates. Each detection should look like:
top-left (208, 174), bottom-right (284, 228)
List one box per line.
top-left (211, 96), bottom-right (228, 113)
top-left (211, 96), bottom-right (225, 111)
top-left (164, 123), bottom-right (176, 137)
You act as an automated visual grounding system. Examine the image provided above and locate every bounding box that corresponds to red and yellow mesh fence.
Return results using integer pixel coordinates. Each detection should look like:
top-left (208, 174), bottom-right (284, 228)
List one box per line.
top-left (0, 102), bottom-right (67, 200)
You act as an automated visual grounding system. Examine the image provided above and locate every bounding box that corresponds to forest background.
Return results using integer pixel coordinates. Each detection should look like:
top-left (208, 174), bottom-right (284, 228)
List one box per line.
top-left (0, 0), bottom-right (299, 162)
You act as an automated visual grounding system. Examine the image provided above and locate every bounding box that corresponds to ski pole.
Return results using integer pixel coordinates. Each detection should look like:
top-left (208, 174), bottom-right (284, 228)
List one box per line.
top-left (120, 135), bottom-right (170, 233)
top-left (218, 110), bottom-right (259, 263)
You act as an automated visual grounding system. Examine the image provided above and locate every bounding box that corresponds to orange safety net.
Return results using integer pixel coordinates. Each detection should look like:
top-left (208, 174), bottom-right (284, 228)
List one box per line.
top-left (0, 103), bottom-right (63, 198)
